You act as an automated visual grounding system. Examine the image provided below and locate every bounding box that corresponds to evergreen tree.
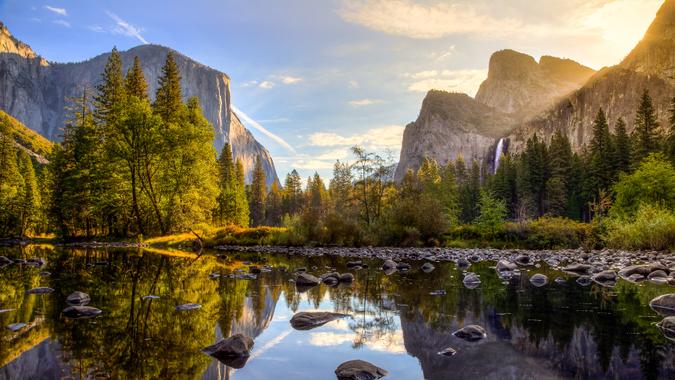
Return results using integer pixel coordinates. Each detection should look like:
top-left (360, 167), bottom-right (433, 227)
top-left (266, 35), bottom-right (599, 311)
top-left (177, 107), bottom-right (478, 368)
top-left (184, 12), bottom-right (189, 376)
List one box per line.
top-left (154, 52), bottom-right (184, 124)
top-left (249, 156), bottom-right (267, 226)
top-left (94, 47), bottom-right (126, 127)
top-left (632, 89), bottom-right (659, 164)
top-left (474, 190), bottom-right (507, 237)
top-left (125, 56), bottom-right (148, 100)
top-left (613, 117), bottom-right (632, 174)
top-left (491, 153), bottom-right (517, 218)
top-left (329, 160), bottom-right (353, 216)
top-left (520, 134), bottom-right (548, 217)
top-left (234, 159), bottom-right (250, 227)
top-left (16, 150), bottom-right (40, 237)
top-left (546, 130), bottom-right (572, 216)
top-left (265, 182), bottom-right (283, 226)
top-left (282, 169), bottom-right (303, 216)
top-left (587, 108), bottom-right (614, 199)
top-left (0, 124), bottom-right (24, 236)
top-left (216, 143), bottom-right (245, 226)
top-left (458, 160), bottom-right (481, 223)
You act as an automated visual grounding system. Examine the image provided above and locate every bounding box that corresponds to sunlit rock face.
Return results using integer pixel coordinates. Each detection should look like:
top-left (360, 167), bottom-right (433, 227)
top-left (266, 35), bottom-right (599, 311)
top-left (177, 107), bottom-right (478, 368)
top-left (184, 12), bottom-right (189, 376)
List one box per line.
top-left (0, 26), bottom-right (278, 186)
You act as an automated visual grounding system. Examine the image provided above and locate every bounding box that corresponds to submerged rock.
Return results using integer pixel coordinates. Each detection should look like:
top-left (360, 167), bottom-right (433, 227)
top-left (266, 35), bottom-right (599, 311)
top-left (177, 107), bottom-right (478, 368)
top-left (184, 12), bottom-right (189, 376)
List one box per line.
top-left (339, 273), bottom-right (354, 283)
top-left (563, 263), bottom-right (592, 274)
top-left (463, 273), bottom-right (481, 288)
top-left (429, 289), bottom-right (446, 296)
top-left (592, 270), bottom-right (617, 287)
top-left (381, 260), bottom-right (397, 271)
top-left (649, 294), bottom-right (675, 316)
top-left (26, 287), bottom-right (54, 295)
top-left (202, 334), bottom-right (254, 369)
top-left (515, 254), bottom-right (531, 266)
top-left (453, 325), bottom-right (487, 341)
top-left (66, 291), bottom-right (91, 306)
top-left (421, 262), bottom-right (435, 273)
top-left (335, 359), bottom-right (388, 380)
top-left (496, 260), bottom-right (517, 272)
top-left (456, 258), bottom-right (471, 270)
top-left (529, 274), bottom-right (548, 287)
top-left (657, 316), bottom-right (675, 342)
top-left (619, 263), bottom-right (668, 278)
top-left (6, 322), bottom-right (26, 332)
top-left (576, 276), bottom-right (592, 286)
top-left (62, 306), bottom-right (102, 319)
top-left (296, 273), bottom-right (321, 287)
top-left (290, 311), bottom-right (350, 330)
top-left (0, 309), bottom-right (16, 314)
top-left (175, 303), bottom-right (202, 311)
top-left (437, 347), bottom-right (457, 356)
top-left (554, 277), bottom-right (566, 284)
top-left (142, 295), bottom-right (160, 300)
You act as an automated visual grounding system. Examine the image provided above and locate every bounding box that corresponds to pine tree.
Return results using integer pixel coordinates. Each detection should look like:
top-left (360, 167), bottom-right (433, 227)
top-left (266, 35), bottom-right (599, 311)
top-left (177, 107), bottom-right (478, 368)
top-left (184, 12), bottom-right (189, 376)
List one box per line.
top-left (94, 47), bottom-right (126, 127)
top-left (16, 150), bottom-right (40, 237)
top-left (282, 169), bottom-right (303, 216)
top-left (588, 108), bottom-right (615, 198)
top-left (613, 117), bottom-right (631, 174)
top-left (632, 89), bottom-right (659, 164)
top-left (491, 153), bottom-right (517, 218)
top-left (265, 182), bottom-right (283, 226)
top-left (234, 159), bottom-right (250, 227)
top-left (520, 134), bottom-right (548, 217)
top-left (249, 156), bottom-right (267, 226)
top-left (0, 124), bottom-right (24, 236)
top-left (154, 52), bottom-right (183, 124)
top-left (546, 130), bottom-right (572, 216)
top-left (329, 160), bottom-right (353, 215)
top-left (125, 56), bottom-right (148, 100)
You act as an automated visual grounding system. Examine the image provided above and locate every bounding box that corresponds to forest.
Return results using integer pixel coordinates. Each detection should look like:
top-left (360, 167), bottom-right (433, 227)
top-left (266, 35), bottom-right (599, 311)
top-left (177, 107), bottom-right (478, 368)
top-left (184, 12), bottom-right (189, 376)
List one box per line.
top-left (1, 49), bottom-right (674, 250)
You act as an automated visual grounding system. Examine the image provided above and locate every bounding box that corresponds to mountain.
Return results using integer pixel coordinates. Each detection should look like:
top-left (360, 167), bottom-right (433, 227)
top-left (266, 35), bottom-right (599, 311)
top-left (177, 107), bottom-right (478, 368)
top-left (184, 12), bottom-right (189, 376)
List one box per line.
top-left (0, 109), bottom-right (52, 164)
top-left (0, 22), bottom-right (278, 186)
top-left (397, 0), bottom-right (674, 178)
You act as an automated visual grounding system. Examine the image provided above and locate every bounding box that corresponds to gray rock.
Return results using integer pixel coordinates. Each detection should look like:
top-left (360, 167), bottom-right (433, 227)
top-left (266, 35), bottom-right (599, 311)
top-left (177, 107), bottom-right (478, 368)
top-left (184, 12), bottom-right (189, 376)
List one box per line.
top-left (649, 294), bottom-right (675, 316)
top-left (529, 274), bottom-right (548, 287)
top-left (202, 334), bottom-right (254, 368)
top-left (648, 270), bottom-right (668, 279)
top-left (6, 322), bottom-right (26, 332)
top-left (296, 273), bottom-right (321, 287)
top-left (335, 359), bottom-right (388, 380)
top-left (66, 291), bottom-right (90, 306)
top-left (175, 303), bottom-right (201, 311)
top-left (290, 311), bottom-right (350, 330)
top-left (576, 276), bottom-right (592, 286)
top-left (515, 254), bottom-right (532, 266)
top-left (26, 287), bottom-right (54, 295)
top-left (563, 263), bottom-right (592, 274)
top-left (381, 260), bottom-right (397, 271)
top-left (496, 260), bottom-right (517, 272)
top-left (62, 305), bottom-right (102, 319)
top-left (657, 316), bottom-right (675, 342)
top-left (437, 347), bottom-right (457, 356)
top-left (453, 325), bottom-right (487, 341)
top-left (339, 273), bottom-right (354, 283)
top-left (462, 273), bottom-right (481, 289)
top-left (421, 262), bottom-right (435, 273)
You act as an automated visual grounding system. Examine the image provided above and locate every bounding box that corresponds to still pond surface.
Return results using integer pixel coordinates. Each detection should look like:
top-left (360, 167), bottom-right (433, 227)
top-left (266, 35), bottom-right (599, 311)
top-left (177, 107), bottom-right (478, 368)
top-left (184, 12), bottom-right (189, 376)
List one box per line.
top-left (0, 246), bottom-right (673, 379)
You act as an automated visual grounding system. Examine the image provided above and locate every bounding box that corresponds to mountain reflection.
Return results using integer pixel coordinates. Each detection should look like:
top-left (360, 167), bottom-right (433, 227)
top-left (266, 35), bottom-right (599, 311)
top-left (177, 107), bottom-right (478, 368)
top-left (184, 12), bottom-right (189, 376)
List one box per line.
top-left (0, 246), bottom-right (673, 379)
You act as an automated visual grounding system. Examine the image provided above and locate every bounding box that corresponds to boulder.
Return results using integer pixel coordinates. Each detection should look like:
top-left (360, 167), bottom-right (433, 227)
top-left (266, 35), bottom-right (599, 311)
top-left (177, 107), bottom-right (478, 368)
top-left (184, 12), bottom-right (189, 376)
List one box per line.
top-left (381, 260), bottom-right (397, 271)
top-left (515, 254), bottom-right (531, 266)
top-left (26, 287), bottom-right (54, 295)
top-left (619, 263), bottom-right (668, 278)
top-left (592, 270), bottom-right (617, 282)
top-left (649, 294), bottom-right (675, 316)
top-left (346, 261), bottom-right (363, 268)
top-left (66, 291), bottom-right (91, 306)
top-left (529, 274), bottom-right (548, 287)
top-left (437, 347), bottom-right (457, 356)
top-left (648, 270), bottom-right (668, 279)
top-left (463, 273), bottom-right (481, 288)
top-left (496, 260), bottom-right (517, 272)
top-left (576, 276), bottom-right (592, 286)
top-left (456, 258), bottom-right (471, 270)
top-left (290, 311), bottom-right (350, 330)
top-left (339, 273), bottom-right (354, 283)
top-left (421, 262), bottom-right (435, 273)
top-left (202, 334), bottom-right (254, 368)
top-left (563, 263), bottom-right (592, 274)
top-left (175, 303), bottom-right (202, 311)
top-left (321, 272), bottom-right (340, 282)
top-left (335, 360), bottom-right (388, 380)
top-left (296, 273), bottom-right (321, 287)
top-left (657, 316), bottom-right (675, 342)
top-left (62, 305), bottom-right (102, 319)
top-left (453, 325), bottom-right (487, 341)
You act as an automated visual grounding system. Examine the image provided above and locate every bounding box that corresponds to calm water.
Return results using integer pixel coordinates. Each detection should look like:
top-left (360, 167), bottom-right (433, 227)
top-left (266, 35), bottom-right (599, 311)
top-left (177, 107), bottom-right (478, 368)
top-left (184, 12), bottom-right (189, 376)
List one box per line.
top-left (0, 246), bottom-right (673, 380)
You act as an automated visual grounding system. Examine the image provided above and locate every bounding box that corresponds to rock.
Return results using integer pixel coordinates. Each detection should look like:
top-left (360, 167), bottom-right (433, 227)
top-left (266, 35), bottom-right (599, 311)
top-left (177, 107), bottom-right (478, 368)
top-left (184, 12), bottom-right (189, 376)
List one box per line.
top-left (335, 359), bottom-right (388, 380)
top-left (346, 261), bottom-right (363, 268)
top-left (529, 274), bottom-right (548, 287)
top-left (381, 260), bottom-right (397, 271)
top-left (202, 334), bottom-right (254, 368)
top-left (296, 273), bottom-right (321, 287)
top-left (463, 273), bottom-right (481, 288)
top-left (429, 289), bottom-right (446, 296)
top-left (6, 322), bottom-right (26, 332)
top-left (321, 272), bottom-right (340, 282)
top-left (66, 291), bottom-right (91, 306)
top-left (515, 254), bottom-right (531, 266)
top-left (554, 277), bottom-right (566, 284)
top-left (649, 294), bottom-right (675, 316)
top-left (142, 295), bottom-right (160, 300)
top-left (453, 325), bottom-right (487, 341)
top-left (648, 270), bottom-right (668, 279)
top-left (396, 262), bottom-right (411, 271)
top-left (657, 316), bottom-right (675, 342)
top-left (592, 270), bottom-right (617, 282)
top-left (290, 311), bottom-right (350, 331)
top-left (456, 258), bottom-right (471, 270)
top-left (563, 263), bottom-right (591, 274)
top-left (496, 260), bottom-right (517, 272)
top-left (26, 287), bottom-right (54, 295)
top-left (421, 262), bottom-right (435, 273)
top-left (619, 263), bottom-right (668, 278)
top-left (175, 303), bottom-right (202, 311)
top-left (0, 308), bottom-right (16, 314)
top-left (627, 273), bottom-right (645, 282)
top-left (576, 276), bottom-right (592, 286)
top-left (62, 305), bottom-right (102, 319)
top-left (323, 276), bottom-right (339, 286)
top-left (39, 271), bottom-right (51, 277)
top-left (437, 347), bottom-right (457, 356)
top-left (339, 273), bottom-right (354, 283)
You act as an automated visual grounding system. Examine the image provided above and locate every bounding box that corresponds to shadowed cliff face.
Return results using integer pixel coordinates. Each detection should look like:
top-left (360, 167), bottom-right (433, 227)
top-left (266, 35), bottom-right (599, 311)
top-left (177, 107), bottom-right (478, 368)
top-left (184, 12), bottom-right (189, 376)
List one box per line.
top-left (0, 26), bottom-right (278, 186)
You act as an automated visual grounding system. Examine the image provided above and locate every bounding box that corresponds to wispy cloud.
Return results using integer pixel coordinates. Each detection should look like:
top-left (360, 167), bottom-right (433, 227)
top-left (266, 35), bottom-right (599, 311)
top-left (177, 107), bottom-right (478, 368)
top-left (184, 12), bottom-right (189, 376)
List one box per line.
top-left (348, 98), bottom-right (383, 107)
top-left (406, 69), bottom-right (487, 97)
top-left (231, 105), bottom-right (297, 154)
top-left (308, 125), bottom-right (404, 151)
top-left (44, 5), bottom-right (67, 16)
top-left (258, 81), bottom-right (275, 89)
top-left (107, 11), bottom-right (148, 44)
top-left (277, 75), bottom-right (303, 85)
top-left (52, 19), bottom-right (71, 28)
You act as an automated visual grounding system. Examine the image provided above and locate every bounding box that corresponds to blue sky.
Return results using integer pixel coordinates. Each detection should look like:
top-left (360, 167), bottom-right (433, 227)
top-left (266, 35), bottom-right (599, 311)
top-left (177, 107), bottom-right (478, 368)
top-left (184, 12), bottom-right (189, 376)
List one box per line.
top-left (0, 0), bottom-right (663, 180)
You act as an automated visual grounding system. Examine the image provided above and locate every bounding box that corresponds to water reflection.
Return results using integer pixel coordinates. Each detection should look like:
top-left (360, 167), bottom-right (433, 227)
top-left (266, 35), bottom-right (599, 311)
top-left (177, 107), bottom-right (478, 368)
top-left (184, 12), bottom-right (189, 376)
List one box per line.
top-left (0, 246), bottom-right (673, 379)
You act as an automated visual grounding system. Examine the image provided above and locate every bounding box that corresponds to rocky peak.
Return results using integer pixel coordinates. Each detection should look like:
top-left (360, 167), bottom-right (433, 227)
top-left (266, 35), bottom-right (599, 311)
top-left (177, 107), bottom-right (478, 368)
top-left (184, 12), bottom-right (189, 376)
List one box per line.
top-left (620, 0), bottom-right (675, 85)
top-left (0, 22), bottom-right (47, 65)
top-left (475, 50), bottom-right (594, 115)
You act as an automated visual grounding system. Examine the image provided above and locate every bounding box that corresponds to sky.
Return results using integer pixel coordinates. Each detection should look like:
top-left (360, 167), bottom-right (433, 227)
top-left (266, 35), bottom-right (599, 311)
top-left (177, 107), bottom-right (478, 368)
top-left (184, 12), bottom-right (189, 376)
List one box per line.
top-left (0, 0), bottom-right (664, 180)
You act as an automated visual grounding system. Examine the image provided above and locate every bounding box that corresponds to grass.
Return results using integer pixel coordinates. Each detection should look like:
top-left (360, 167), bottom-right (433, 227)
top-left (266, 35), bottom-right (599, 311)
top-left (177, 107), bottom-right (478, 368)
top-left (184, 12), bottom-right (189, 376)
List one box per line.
top-left (144, 225), bottom-right (289, 248)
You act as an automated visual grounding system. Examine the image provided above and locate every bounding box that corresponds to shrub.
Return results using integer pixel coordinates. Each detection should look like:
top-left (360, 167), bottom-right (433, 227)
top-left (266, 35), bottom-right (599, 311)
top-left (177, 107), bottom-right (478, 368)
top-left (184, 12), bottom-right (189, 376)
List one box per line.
top-left (512, 217), bottom-right (593, 249)
top-left (612, 153), bottom-right (675, 217)
top-left (605, 204), bottom-right (675, 251)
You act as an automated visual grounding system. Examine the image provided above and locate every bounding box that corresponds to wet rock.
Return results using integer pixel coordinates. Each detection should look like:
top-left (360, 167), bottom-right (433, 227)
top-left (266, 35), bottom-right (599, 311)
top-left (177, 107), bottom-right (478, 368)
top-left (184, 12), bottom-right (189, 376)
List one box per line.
top-left (563, 263), bottom-right (592, 274)
top-left (26, 258), bottom-right (45, 267)
top-left (323, 276), bottom-right (339, 286)
top-left (39, 271), bottom-right (51, 277)
top-left (657, 316), bottom-right (675, 342)
top-left (576, 276), bottom-right (592, 286)
top-left (13, 259), bottom-right (26, 264)
top-left (421, 262), bottom-right (435, 273)
top-left (202, 334), bottom-right (254, 369)
top-left (296, 273), bottom-right (321, 287)
top-left (649, 294), bottom-right (675, 316)
top-left (515, 254), bottom-right (531, 266)
top-left (627, 273), bottom-right (645, 282)
top-left (7, 322), bottom-right (26, 332)
top-left (396, 262), bottom-right (411, 271)
top-left (496, 260), bottom-right (517, 272)
top-left (381, 260), bottom-right (397, 271)
top-left (175, 303), bottom-right (202, 311)
top-left (66, 291), bottom-right (91, 306)
top-left (529, 274), bottom-right (548, 287)
top-left (592, 270), bottom-right (617, 282)
top-left (429, 289), bottom-right (446, 296)
top-left (209, 273), bottom-right (221, 279)
top-left (62, 306), bottom-right (102, 319)
top-left (647, 270), bottom-right (668, 279)
top-left (335, 359), bottom-right (388, 380)
top-left (142, 295), bottom-right (160, 300)
top-left (463, 273), bottom-right (481, 288)
top-left (437, 347), bottom-right (457, 356)
top-left (321, 272), bottom-right (340, 282)
top-left (339, 273), bottom-right (354, 283)
top-left (619, 263), bottom-right (668, 278)
top-left (290, 311), bottom-right (350, 330)
top-left (346, 261), bottom-right (362, 269)
top-left (249, 266), bottom-right (262, 274)
top-left (26, 287), bottom-right (54, 295)
top-left (456, 258), bottom-right (471, 270)
top-left (554, 277), bottom-right (566, 284)
top-left (453, 325), bottom-right (487, 341)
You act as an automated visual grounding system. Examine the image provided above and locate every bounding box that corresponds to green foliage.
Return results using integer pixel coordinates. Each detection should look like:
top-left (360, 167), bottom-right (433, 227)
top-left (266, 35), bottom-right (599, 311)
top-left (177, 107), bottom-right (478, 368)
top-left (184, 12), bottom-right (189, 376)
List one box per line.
top-left (632, 89), bottom-right (660, 164)
top-left (0, 125), bottom-right (24, 236)
top-left (611, 153), bottom-right (675, 218)
top-left (0, 110), bottom-right (53, 157)
top-left (605, 204), bottom-right (675, 251)
top-left (249, 156), bottom-right (267, 226)
top-left (474, 190), bottom-right (507, 237)
top-left (515, 217), bottom-right (594, 250)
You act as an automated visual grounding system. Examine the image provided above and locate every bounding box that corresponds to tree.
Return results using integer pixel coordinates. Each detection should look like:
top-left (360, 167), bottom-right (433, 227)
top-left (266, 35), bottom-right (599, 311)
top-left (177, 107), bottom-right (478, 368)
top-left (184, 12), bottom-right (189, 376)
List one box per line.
top-left (474, 190), bottom-right (507, 238)
top-left (249, 156), bottom-right (267, 226)
top-left (94, 47), bottom-right (126, 127)
top-left (632, 89), bottom-right (659, 164)
top-left (587, 109), bottom-right (614, 199)
top-left (491, 153), bottom-right (518, 218)
top-left (329, 160), bottom-right (353, 216)
top-left (215, 143), bottom-right (248, 226)
top-left (125, 56), bottom-right (148, 100)
top-left (0, 124), bottom-right (24, 236)
top-left (667, 96), bottom-right (675, 165)
top-left (234, 160), bottom-right (250, 227)
top-left (153, 51), bottom-right (183, 124)
top-left (282, 170), bottom-right (303, 216)
top-left (265, 182), bottom-right (283, 226)
top-left (546, 130), bottom-right (572, 216)
top-left (519, 134), bottom-right (548, 217)
top-left (613, 117), bottom-right (631, 174)
top-left (16, 150), bottom-right (40, 237)
top-left (611, 153), bottom-right (675, 217)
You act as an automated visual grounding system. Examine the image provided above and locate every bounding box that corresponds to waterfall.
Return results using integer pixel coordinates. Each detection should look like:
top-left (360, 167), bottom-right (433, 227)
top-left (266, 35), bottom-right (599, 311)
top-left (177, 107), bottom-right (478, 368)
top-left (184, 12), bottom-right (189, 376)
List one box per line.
top-left (493, 138), bottom-right (505, 172)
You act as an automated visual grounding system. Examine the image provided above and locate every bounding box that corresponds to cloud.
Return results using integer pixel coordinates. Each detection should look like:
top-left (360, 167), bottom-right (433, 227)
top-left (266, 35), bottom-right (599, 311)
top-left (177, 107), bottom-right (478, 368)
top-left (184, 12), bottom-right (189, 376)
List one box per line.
top-left (406, 69), bottom-right (487, 97)
top-left (348, 98), bottom-right (383, 107)
top-left (231, 104), bottom-right (297, 154)
top-left (278, 75), bottom-right (303, 85)
top-left (258, 81), bottom-right (275, 89)
top-left (52, 20), bottom-right (71, 28)
top-left (348, 80), bottom-right (359, 89)
top-left (431, 45), bottom-right (456, 61)
top-left (44, 6), bottom-right (67, 16)
top-left (107, 12), bottom-right (148, 44)
top-left (308, 125), bottom-right (404, 151)
top-left (258, 117), bottom-right (291, 124)
top-left (88, 25), bottom-right (105, 33)
top-left (290, 159), bottom-right (337, 170)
